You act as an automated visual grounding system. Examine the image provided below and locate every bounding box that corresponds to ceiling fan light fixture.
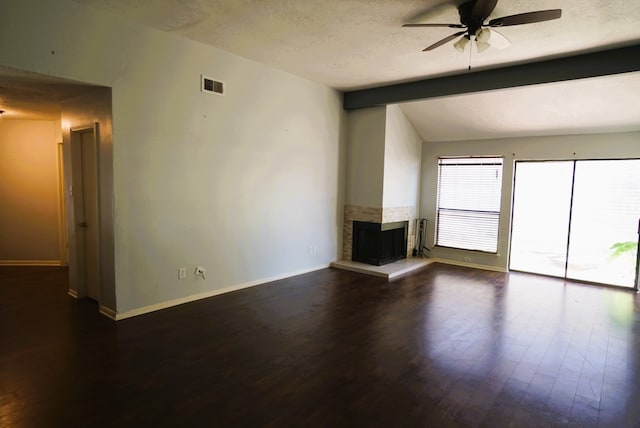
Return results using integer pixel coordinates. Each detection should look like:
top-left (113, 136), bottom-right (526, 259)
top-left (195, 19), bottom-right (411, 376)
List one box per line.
top-left (476, 40), bottom-right (491, 53)
top-left (474, 28), bottom-right (492, 53)
top-left (476, 28), bottom-right (491, 43)
top-left (403, 2), bottom-right (560, 54)
top-left (453, 36), bottom-right (469, 52)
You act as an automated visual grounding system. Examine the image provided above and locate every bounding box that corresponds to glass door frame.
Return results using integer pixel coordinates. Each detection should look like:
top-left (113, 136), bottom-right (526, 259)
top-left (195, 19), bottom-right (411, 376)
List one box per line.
top-left (509, 158), bottom-right (640, 291)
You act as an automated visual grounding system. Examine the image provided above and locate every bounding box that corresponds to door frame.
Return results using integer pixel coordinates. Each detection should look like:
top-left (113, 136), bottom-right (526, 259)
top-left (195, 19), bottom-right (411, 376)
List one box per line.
top-left (56, 140), bottom-right (68, 266)
top-left (68, 123), bottom-right (101, 301)
top-left (635, 218), bottom-right (640, 292)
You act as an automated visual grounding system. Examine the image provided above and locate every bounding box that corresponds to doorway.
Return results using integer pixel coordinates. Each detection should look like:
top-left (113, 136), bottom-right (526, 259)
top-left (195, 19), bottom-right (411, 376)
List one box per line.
top-left (509, 159), bottom-right (640, 289)
top-left (70, 124), bottom-right (100, 301)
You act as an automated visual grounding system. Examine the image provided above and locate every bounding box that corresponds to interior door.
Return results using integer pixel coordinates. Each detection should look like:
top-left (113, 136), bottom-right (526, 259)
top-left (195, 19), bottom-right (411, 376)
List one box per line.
top-left (75, 128), bottom-right (100, 300)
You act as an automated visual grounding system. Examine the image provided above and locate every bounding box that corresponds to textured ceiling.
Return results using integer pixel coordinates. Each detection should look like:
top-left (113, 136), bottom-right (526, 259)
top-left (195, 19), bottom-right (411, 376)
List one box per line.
top-left (399, 72), bottom-right (640, 142)
top-left (2, 0), bottom-right (640, 140)
top-left (68, 0), bottom-right (640, 140)
top-left (71, 0), bottom-right (640, 90)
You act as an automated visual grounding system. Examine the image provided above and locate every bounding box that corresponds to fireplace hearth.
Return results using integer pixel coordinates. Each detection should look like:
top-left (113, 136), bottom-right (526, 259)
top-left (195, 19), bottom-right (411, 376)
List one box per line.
top-left (352, 221), bottom-right (408, 266)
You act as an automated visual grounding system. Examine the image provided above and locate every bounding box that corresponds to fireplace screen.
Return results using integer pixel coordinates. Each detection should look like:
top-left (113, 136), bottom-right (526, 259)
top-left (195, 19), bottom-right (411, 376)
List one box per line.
top-left (352, 221), bottom-right (408, 266)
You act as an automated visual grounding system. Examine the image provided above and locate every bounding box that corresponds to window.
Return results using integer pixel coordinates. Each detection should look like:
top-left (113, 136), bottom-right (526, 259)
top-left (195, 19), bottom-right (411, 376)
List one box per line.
top-left (436, 157), bottom-right (503, 253)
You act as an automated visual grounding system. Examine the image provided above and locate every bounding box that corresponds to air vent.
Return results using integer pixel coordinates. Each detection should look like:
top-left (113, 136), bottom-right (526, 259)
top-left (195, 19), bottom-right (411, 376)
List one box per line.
top-left (201, 75), bottom-right (224, 95)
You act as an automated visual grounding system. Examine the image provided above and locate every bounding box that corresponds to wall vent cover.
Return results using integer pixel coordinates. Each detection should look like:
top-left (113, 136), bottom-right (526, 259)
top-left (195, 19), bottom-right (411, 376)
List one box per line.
top-left (201, 75), bottom-right (224, 95)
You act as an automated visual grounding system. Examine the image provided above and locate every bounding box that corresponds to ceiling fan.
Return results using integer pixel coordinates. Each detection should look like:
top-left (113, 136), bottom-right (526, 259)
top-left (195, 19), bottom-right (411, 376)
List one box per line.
top-left (403, 0), bottom-right (562, 53)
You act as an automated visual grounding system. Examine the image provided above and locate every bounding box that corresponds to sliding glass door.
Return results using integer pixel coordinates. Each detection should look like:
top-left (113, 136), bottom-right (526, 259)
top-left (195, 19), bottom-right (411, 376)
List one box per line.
top-left (510, 161), bottom-right (573, 277)
top-left (510, 159), bottom-right (640, 289)
top-left (567, 160), bottom-right (640, 287)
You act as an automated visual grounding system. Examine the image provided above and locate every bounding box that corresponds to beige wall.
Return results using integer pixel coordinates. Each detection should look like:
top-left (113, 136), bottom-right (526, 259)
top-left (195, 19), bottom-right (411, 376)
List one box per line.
top-left (383, 104), bottom-right (423, 208)
top-left (1, 0), bottom-right (345, 316)
top-left (345, 106), bottom-right (386, 207)
top-left (0, 120), bottom-right (61, 264)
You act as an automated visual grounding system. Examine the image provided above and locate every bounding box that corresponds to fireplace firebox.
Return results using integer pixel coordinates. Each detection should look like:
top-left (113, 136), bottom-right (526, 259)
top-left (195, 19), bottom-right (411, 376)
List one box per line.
top-left (352, 221), bottom-right (408, 266)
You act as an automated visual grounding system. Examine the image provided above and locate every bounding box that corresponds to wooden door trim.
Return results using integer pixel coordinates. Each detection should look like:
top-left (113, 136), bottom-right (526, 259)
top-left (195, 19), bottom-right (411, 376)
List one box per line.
top-left (69, 123), bottom-right (101, 301)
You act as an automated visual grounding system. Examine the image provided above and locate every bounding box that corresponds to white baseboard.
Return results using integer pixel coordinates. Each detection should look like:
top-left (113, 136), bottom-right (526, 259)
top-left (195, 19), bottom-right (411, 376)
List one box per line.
top-left (99, 305), bottom-right (117, 320)
top-left (431, 258), bottom-right (507, 273)
top-left (113, 263), bottom-right (331, 321)
top-left (0, 260), bottom-right (64, 266)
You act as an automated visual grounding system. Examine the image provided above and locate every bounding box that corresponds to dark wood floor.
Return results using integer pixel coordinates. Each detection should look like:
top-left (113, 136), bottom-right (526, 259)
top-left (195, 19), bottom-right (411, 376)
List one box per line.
top-left (1, 264), bottom-right (639, 427)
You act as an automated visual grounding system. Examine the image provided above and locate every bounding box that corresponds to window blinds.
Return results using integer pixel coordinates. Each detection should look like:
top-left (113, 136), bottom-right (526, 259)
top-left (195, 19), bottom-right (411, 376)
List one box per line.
top-left (436, 157), bottom-right (503, 253)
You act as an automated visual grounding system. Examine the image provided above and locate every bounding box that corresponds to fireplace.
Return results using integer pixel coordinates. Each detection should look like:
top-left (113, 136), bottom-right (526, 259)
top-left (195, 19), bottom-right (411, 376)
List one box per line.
top-left (352, 221), bottom-right (408, 266)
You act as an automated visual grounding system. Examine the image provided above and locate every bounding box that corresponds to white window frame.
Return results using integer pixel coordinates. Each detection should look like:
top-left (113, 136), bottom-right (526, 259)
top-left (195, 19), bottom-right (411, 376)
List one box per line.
top-left (435, 156), bottom-right (504, 253)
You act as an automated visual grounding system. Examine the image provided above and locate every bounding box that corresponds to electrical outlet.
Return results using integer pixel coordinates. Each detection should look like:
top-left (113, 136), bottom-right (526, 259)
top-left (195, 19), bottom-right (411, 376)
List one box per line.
top-left (178, 267), bottom-right (186, 279)
top-left (194, 266), bottom-right (206, 279)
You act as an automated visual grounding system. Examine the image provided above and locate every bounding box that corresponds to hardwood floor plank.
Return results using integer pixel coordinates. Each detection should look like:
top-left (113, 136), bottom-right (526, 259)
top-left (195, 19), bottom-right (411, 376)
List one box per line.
top-left (1, 264), bottom-right (639, 427)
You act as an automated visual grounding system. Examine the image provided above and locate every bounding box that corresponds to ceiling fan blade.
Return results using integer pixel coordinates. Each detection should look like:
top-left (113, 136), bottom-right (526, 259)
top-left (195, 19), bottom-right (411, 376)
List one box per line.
top-left (488, 9), bottom-right (562, 27)
top-left (423, 31), bottom-right (466, 51)
top-left (403, 23), bottom-right (465, 28)
top-left (487, 29), bottom-right (511, 50)
top-left (472, 0), bottom-right (498, 19)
